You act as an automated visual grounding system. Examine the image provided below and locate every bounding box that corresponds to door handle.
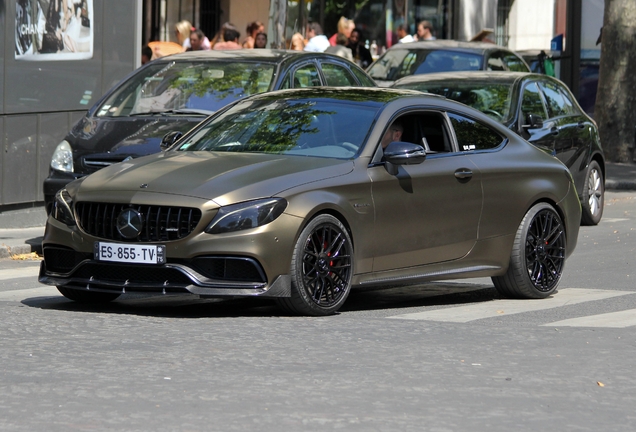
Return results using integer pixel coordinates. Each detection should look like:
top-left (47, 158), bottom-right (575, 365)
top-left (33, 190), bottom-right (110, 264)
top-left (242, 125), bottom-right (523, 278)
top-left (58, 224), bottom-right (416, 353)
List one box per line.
top-left (454, 168), bottom-right (473, 180)
top-left (551, 127), bottom-right (559, 136)
top-left (577, 121), bottom-right (586, 129)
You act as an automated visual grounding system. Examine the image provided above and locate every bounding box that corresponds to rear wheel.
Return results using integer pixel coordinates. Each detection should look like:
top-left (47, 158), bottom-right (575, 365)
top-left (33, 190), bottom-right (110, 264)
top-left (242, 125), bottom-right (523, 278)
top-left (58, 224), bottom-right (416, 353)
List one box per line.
top-left (57, 286), bottom-right (120, 303)
top-left (277, 215), bottom-right (353, 316)
top-left (581, 160), bottom-right (604, 225)
top-left (492, 203), bottom-right (566, 299)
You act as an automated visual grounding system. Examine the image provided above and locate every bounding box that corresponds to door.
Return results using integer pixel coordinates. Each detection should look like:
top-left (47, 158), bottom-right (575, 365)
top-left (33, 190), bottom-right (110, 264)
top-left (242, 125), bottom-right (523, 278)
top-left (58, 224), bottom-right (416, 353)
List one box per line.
top-left (369, 111), bottom-right (482, 272)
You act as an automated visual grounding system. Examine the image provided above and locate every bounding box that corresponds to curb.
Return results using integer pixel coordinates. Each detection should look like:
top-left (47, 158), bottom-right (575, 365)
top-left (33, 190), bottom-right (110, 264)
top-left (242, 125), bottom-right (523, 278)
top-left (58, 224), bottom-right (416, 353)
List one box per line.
top-left (605, 179), bottom-right (636, 191)
top-left (0, 244), bottom-right (37, 259)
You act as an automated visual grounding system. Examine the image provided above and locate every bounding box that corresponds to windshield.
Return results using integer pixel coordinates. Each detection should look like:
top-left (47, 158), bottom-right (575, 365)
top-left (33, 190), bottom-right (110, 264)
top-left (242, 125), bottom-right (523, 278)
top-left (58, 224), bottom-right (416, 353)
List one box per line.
top-left (175, 97), bottom-right (379, 159)
top-left (95, 61), bottom-right (276, 117)
top-left (396, 81), bottom-right (513, 122)
top-left (368, 49), bottom-right (483, 81)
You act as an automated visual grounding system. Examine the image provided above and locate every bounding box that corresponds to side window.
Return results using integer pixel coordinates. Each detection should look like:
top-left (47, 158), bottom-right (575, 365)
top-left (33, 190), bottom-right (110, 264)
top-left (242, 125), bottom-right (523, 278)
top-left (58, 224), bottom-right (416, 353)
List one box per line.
top-left (448, 112), bottom-right (504, 151)
top-left (350, 66), bottom-right (375, 87)
top-left (387, 112), bottom-right (453, 153)
top-left (521, 82), bottom-right (548, 121)
top-left (321, 63), bottom-right (358, 86)
top-left (399, 52), bottom-right (420, 76)
top-left (503, 53), bottom-right (529, 72)
top-left (487, 53), bottom-right (506, 71)
top-left (539, 81), bottom-right (574, 118)
top-left (291, 64), bottom-right (321, 88)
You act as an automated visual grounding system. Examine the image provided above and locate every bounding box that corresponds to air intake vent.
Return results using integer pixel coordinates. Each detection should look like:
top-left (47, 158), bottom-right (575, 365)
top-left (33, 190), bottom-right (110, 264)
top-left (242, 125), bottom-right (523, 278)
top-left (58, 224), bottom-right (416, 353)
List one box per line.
top-left (76, 202), bottom-right (202, 242)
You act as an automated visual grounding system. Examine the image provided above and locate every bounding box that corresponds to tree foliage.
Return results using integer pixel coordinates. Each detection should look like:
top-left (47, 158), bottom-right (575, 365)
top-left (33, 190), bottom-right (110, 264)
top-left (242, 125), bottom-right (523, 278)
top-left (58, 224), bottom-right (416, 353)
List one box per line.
top-left (594, 0), bottom-right (636, 163)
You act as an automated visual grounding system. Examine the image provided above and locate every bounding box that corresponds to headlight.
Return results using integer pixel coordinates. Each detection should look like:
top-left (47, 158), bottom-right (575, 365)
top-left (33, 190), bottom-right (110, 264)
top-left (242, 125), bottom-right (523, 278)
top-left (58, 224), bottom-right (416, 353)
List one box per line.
top-left (52, 189), bottom-right (76, 226)
top-left (50, 140), bottom-right (74, 172)
top-left (205, 198), bottom-right (287, 234)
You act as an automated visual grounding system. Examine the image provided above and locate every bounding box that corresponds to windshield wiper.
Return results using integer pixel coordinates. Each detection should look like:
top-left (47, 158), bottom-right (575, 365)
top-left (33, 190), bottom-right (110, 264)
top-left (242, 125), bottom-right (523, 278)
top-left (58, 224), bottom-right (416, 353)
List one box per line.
top-left (128, 108), bottom-right (214, 117)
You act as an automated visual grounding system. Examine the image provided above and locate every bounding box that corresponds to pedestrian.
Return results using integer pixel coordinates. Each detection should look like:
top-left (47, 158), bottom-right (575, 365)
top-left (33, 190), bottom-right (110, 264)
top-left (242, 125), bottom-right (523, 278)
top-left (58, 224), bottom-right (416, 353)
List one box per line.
top-left (290, 32), bottom-right (305, 51)
top-left (416, 20), bottom-right (436, 41)
top-left (396, 24), bottom-right (415, 43)
top-left (325, 33), bottom-right (353, 62)
top-left (141, 45), bottom-right (152, 65)
top-left (188, 29), bottom-right (210, 51)
top-left (304, 22), bottom-right (330, 53)
top-left (254, 32), bottom-right (268, 49)
top-left (347, 28), bottom-right (373, 68)
top-left (213, 27), bottom-right (242, 50)
top-left (243, 21), bottom-right (265, 48)
top-left (175, 20), bottom-right (211, 51)
top-left (210, 22), bottom-right (237, 49)
top-left (328, 16), bottom-right (355, 46)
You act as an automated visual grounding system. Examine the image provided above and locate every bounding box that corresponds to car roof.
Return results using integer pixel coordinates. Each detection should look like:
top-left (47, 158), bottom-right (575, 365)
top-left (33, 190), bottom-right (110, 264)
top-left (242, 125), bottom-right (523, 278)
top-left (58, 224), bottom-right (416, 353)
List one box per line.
top-left (384, 40), bottom-right (515, 55)
top-left (244, 86), bottom-right (435, 106)
top-left (393, 71), bottom-right (547, 86)
top-left (153, 49), bottom-right (344, 63)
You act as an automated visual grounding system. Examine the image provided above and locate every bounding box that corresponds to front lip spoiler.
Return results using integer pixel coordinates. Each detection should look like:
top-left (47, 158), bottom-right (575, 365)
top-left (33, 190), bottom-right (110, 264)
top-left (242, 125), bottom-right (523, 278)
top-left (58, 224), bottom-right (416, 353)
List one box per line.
top-left (38, 261), bottom-right (291, 298)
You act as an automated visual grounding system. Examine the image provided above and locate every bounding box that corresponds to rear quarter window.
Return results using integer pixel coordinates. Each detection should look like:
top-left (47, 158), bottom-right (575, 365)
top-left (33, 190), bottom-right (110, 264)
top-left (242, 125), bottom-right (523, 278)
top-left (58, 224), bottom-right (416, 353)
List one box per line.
top-left (448, 112), bottom-right (505, 151)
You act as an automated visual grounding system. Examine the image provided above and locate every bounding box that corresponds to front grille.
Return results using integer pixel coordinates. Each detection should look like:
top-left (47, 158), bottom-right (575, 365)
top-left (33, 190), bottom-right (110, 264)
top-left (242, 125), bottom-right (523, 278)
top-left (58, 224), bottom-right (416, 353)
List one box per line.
top-left (82, 156), bottom-right (129, 173)
top-left (76, 202), bottom-right (202, 242)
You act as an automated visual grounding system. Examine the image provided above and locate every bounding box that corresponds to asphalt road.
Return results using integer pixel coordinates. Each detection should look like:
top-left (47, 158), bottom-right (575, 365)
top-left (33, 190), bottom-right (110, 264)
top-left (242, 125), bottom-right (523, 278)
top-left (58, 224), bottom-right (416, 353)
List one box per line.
top-left (0, 192), bottom-right (635, 431)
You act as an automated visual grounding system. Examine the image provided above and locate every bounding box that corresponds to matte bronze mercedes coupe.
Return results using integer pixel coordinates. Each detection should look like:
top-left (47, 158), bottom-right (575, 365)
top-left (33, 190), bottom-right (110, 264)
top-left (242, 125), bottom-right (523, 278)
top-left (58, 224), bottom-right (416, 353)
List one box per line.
top-left (40, 87), bottom-right (581, 316)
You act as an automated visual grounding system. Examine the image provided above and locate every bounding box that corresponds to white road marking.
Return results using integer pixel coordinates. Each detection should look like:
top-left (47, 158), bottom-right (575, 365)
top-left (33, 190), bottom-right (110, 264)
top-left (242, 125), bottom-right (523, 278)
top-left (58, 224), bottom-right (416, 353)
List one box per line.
top-left (387, 288), bottom-right (636, 323)
top-left (0, 286), bottom-right (61, 301)
top-left (601, 218), bottom-right (630, 223)
top-left (543, 309), bottom-right (636, 328)
top-left (0, 266), bottom-right (40, 281)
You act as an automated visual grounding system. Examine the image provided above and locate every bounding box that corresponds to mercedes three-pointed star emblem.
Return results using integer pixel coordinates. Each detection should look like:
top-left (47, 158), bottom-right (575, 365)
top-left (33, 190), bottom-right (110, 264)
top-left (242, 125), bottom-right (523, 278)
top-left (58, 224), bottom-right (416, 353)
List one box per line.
top-left (116, 208), bottom-right (143, 239)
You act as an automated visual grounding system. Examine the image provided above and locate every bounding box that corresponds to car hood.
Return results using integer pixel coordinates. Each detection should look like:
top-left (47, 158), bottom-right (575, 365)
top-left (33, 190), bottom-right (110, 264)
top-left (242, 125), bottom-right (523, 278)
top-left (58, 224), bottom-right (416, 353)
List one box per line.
top-left (75, 151), bottom-right (354, 206)
top-left (68, 116), bottom-right (205, 170)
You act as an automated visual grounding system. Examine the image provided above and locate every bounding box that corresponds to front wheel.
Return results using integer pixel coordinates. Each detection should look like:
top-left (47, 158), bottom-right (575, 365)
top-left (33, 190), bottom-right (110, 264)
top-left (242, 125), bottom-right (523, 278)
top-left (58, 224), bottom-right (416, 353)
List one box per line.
top-left (57, 286), bottom-right (120, 303)
top-left (581, 160), bottom-right (604, 225)
top-left (277, 214), bottom-right (353, 316)
top-left (492, 203), bottom-right (566, 299)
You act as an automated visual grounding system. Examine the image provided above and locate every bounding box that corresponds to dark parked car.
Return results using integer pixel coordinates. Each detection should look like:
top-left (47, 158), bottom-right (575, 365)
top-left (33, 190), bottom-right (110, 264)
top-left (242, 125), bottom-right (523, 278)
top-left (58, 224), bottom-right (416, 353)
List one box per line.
top-left (40, 87), bottom-right (580, 316)
top-left (367, 40), bottom-right (530, 86)
top-left (392, 71), bottom-right (605, 225)
top-left (43, 50), bottom-right (377, 214)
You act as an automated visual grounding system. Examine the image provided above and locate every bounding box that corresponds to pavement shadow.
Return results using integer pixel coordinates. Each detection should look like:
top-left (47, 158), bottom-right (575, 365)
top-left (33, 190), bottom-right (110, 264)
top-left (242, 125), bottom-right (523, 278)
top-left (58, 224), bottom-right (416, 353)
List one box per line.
top-left (21, 281), bottom-right (499, 319)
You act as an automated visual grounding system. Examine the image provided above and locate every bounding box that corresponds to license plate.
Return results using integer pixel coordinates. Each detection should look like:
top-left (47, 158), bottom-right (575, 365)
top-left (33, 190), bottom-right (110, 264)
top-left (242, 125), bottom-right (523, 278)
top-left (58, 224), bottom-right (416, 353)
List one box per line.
top-left (94, 242), bottom-right (166, 264)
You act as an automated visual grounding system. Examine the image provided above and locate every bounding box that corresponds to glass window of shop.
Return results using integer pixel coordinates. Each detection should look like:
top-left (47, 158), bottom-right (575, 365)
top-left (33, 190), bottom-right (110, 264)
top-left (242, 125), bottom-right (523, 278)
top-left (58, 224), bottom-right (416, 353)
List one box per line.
top-left (286, 0), bottom-right (448, 55)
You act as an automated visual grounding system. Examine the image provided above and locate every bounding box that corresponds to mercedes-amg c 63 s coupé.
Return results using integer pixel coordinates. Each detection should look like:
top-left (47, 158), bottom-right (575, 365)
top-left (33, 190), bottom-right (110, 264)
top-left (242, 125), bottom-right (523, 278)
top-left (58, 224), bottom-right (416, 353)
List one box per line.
top-left (40, 87), bottom-right (581, 316)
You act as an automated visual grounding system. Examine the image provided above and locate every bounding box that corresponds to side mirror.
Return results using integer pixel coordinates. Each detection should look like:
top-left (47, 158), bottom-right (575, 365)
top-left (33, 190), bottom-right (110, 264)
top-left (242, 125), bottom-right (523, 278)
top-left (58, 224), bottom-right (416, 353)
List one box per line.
top-left (523, 114), bottom-right (544, 129)
top-left (160, 131), bottom-right (183, 150)
top-left (383, 141), bottom-right (427, 175)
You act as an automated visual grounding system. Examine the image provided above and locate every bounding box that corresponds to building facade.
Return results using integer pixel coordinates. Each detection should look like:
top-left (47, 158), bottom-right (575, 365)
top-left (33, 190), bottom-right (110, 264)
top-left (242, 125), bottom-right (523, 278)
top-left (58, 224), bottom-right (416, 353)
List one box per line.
top-left (0, 0), bottom-right (600, 214)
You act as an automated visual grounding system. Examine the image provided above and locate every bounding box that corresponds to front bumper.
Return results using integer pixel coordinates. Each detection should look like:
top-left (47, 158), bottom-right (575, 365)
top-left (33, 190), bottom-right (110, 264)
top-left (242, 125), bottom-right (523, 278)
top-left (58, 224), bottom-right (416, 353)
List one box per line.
top-left (39, 260), bottom-right (291, 298)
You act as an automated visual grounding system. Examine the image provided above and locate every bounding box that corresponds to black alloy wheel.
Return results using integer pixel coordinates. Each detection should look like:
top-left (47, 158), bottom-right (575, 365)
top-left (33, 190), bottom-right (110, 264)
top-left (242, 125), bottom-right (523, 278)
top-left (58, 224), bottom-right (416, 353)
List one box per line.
top-left (493, 203), bottom-right (566, 299)
top-left (278, 214), bottom-right (353, 316)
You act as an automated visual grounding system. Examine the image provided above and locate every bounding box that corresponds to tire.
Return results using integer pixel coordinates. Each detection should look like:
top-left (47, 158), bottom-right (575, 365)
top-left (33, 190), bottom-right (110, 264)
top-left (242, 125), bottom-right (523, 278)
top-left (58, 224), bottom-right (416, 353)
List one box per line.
top-left (57, 286), bottom-right (120, 303)
top-left (581, 160), bottom-right (604, 226)
top-left (492, 203), bottom-right (566, 299)
top-left (277, 214), bottom-right (353, 316)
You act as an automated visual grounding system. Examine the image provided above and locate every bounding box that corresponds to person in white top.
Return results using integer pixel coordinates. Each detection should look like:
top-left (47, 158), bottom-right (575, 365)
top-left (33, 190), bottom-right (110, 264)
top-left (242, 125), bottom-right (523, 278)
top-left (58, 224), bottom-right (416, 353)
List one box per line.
top-left (396, 24), bottom-right (415, 43)
top-left (304, 22), bottom-right (330, 52)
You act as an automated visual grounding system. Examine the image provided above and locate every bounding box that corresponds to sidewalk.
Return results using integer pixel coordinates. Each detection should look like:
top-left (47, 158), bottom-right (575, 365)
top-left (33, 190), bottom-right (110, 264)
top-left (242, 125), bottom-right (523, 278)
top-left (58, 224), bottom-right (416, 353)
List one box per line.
top-left (1, 162), bottom-right (635, 259)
